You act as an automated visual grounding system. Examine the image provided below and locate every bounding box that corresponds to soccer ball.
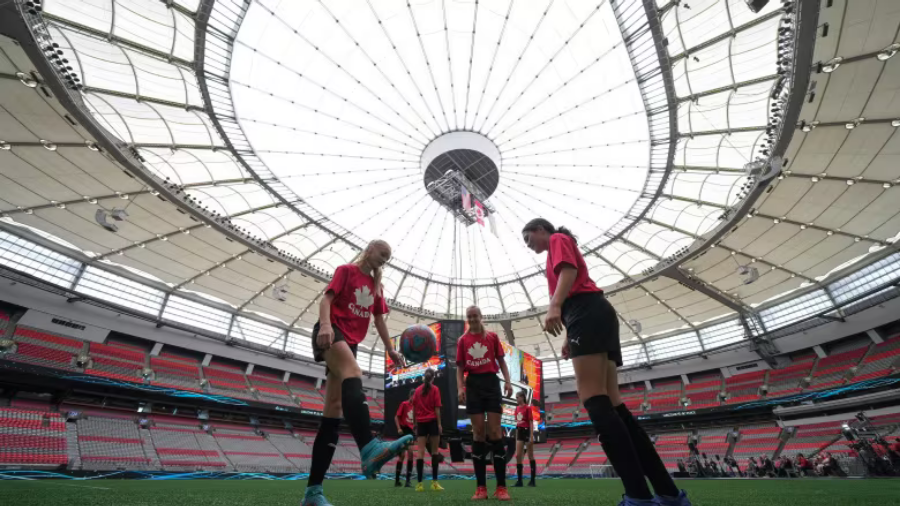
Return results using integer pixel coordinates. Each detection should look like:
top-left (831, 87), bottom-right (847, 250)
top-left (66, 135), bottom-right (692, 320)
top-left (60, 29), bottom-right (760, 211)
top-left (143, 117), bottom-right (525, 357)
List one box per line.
top-left (399, 324), bottom-right (437, 363)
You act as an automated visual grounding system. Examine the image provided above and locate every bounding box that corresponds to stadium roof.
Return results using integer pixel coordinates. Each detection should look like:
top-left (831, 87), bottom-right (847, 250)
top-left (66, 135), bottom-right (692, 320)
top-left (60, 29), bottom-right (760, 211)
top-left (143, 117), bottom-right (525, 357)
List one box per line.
top-left (0, 0), bottom-right (898, 377)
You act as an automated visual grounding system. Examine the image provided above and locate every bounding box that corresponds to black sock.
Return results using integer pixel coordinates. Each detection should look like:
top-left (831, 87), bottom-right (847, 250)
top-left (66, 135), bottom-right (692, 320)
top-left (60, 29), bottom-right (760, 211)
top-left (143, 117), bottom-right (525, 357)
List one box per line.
top-left (585, 395), bottom-right (652, 500)
top-left (432, 454), bottom-right (440, 481)
top-left (395, 460), bottom-right (403, 482)
top-left (307, 417), bottom-right (340, 487)
top-left (406, 459), bottom-right (413, 481)
top-left (340, 378), bottom-right (373, 450)
top-left (472, 441), bottom-right (487, 487)
top-left (516, 463), bottom-right (523, 481)
top-left (530, 459), bottom-right (536, 481)
top-left (615, 403), bottom-right (679, 497)
top-left (489, 439), bottom-right (506, 487)
top-left (416, 458), bottom-right (424, 483)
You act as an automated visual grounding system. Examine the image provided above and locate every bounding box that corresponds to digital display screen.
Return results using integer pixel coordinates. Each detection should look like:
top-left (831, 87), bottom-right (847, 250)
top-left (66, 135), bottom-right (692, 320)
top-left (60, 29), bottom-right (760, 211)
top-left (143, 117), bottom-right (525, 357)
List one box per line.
top-left (384, 322), bottom-right (446, 389)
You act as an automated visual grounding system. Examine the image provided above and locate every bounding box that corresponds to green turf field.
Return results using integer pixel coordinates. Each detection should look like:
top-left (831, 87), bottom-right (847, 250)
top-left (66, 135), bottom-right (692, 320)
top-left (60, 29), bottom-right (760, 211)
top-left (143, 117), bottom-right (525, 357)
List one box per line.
top-left (1, 478), bottom-right (897, 505)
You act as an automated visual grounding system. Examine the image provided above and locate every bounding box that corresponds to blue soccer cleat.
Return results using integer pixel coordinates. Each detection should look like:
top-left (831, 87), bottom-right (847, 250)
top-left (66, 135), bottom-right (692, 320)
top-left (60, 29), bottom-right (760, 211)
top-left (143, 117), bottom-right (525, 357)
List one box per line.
top-left (301, 485), bottom-right (333, 506)
top-left (655, 490), bottom-right (692, 506)
top-left (359, 435), bottom-right (415, 479)
top-left (619, 495), bottom-right (658, 506)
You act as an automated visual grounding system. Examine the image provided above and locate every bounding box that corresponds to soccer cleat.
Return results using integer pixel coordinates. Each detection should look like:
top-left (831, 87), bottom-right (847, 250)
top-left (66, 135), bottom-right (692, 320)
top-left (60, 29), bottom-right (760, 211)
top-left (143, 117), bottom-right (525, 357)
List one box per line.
top-left (471, 486), bottom-right (489, 500)
top-left (618, 495), bottom-right (657, 506)
top-left (404, 481), bottom-right (412, 488)
top-left (654, 490), bottom-right (692, 506)
top-left (493, 486), bottom-right (512, 501)
top-left (415, 482), bottom-right (425, 492)
top-left (431, 481), bottom-right (444, 491)
top-left (359, 435), bottom-right (415, 479)
top-left (528, 480), bottom-right (536, 487)
top-left (300, 485), bottom-right (333, 506)
top-left (394, 481), bottom-right (402, 487)
top-left (513, 480), bottom-right (524, 487)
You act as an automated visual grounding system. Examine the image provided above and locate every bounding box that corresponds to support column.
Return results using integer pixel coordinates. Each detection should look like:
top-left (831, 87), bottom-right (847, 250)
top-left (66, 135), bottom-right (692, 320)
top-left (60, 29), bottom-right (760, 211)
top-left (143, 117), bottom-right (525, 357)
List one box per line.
top-left (867, 329), bottom-right (885, 345)
top-left (813, 345), bottom-right (826, 359)
top-left (283, 371), bottom-right (291, 383)
top-left (719, 367), bottom-right (732, 379)
top-left (202, 354), bottom-right (212, 367)
top-left (150, 343), bottom-right (164, 357)
top-left (245, 364), bottom-right (255, 375)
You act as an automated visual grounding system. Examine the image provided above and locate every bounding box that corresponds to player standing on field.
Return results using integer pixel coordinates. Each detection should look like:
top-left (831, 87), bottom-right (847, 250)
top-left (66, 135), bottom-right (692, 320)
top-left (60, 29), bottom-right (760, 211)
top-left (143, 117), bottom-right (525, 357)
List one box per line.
top-left (522, 218), bottom-right (691, 506)
top-left (457, 305), bottom-right (514, 501)
top-left (394, 389), bottom-right (416, 487)
top-left (412, 368), bottom-right (444, 492)
top-left (302, 240), bottom-right (414, 506)
top-left (513, 391), bottom-right (536, 487)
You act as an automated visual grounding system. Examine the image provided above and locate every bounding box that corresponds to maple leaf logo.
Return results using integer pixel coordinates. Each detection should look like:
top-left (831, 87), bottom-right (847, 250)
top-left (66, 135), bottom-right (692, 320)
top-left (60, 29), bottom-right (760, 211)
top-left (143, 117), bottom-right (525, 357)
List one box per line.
top-left (354, 285), bottom-right (374, 308)
top-left (406, 410), bottom-right (414, 422)
top-left (516, 412), bottom-right (523, 422)
top-left (468, 342), bottom-right (488, 360)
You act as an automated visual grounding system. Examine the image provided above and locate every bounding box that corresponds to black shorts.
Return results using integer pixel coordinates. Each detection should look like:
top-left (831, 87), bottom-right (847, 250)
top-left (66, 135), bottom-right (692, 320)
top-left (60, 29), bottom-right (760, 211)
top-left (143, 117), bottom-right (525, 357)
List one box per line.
top-left (311, 322), bottom-right (357, 376)
top-left (401, 427), bottom-right (414, 437)
top-left (465, 373), bottom-right (502, 415)
top-left (417, 420), bottom-right (440, 437)
top-left (516, 427), bottom-right (532, 442)
top-left (561, 292), bottom-right (622, 366)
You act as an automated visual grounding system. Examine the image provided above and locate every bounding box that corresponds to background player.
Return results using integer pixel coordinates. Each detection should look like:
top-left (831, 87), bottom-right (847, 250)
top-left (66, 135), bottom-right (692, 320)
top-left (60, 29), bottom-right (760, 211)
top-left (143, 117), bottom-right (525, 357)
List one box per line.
top-left (412, 367), bottom-right (444, 492)
top-left (303, 240), bottom-right (414, 506)
top-left (513, 391), bottom-right (536, 487)
top-left (522, 219), bottom-right (691, 506)
top-left (393, 389), bottom-right (416, 487)
top-left (457, 305), bottom-right (514, 501)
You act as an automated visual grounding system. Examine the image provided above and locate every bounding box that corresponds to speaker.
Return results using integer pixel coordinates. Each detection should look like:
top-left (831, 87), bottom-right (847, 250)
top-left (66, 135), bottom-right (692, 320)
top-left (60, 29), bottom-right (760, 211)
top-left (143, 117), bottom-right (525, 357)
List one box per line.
top-left (449, 438), bottom-right (466, 462)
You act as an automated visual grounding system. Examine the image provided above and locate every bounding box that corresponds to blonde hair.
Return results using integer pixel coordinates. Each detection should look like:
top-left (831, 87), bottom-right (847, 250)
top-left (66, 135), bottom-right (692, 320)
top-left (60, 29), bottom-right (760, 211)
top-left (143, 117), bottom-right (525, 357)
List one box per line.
top-left (355, 240), bottom-right (390, 296)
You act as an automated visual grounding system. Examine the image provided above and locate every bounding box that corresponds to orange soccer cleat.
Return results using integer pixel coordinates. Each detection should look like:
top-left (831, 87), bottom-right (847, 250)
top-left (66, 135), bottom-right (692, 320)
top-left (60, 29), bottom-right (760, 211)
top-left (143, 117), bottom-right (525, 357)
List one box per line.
top-left (471, 486), bottom-right (489, 500)
top-left (493, 486), bottom-right (511, 501)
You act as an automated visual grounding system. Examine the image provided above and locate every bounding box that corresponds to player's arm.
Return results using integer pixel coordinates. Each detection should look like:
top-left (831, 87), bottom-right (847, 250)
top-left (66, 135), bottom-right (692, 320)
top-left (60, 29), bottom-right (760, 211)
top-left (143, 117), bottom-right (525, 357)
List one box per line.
top-left (498, 355), bottom-right (513, 398)
top-left (456, 367), bottom-right (466, 404)
top-left (316, 293), bottom-right (336, 348)
top-left (435, 406), bottom-right (442, 433)
top-left (395, 407), bottom-right (403, 433)
top-left (374, 313), bottom-right (404, 367)
top-left (545, 266), bottom-right (576, 336)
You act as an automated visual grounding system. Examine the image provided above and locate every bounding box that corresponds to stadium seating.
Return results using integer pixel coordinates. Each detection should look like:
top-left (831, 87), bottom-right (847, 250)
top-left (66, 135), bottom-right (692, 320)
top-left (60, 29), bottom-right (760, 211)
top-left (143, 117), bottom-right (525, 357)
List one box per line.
top-left (646, 379), bottom-right (684, 413)
top-left (287, 376), bottom-right (326, 412)
top-left (268, 432), bottom-right (311, 471)
top-left (620, 383), bottom-right (646, 413)
top-left (0, 407), bottom-right (68, 466)
top-left (732, 423), bottom-right (782, 471)
top-left (76, 415), bottom-right (153, 470)
top-left (204, 361), bottom-right (256, 401)
top-left (248, 371), bottom-right (296, 406)
top-left (724, 369), bottom-right (766, 404)
top-left (780, 420), bottom-right (847, 459)
top-left (766, 356), bottom-right (816, 398)
top-left (652, 432), bottom-right (690, 472)
top-left (696, 426), bottom-right (731, 460)
top-left (150, 354), bottom-right (203, 392)
top-left (7, 326), bottom-right (82, 370)
top-left (850, 336), bottom-right (900, 383)
top-left (805, 345), bottom-right (869, 392)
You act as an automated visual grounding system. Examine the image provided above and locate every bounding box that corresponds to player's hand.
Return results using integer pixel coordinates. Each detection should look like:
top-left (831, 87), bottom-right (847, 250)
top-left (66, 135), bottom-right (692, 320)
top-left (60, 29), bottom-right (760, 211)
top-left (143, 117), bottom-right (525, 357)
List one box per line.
top-left (504, 381), bottom-right (513, 398)
top-left (561, 340), bottom-right (570, 360)
top-left (458, 387), bottom-right (466, 405)
top-left (543, 304), bottom-right (563, 336)
top-left (317, 323), bottom-right (335, 349)
top-left (438, 424), bottom-right (443, 434)
top-left (388, 348), bottom-right (406, 367)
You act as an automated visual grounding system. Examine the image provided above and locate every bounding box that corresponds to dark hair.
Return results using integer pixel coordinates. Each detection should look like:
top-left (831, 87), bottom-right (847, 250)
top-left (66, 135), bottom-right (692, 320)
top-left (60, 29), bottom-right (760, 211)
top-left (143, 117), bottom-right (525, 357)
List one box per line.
top-left (423, 368), bottom-right (435, 394)
top-left (516, 391), bottom-right (526, 402)
top-left (522, 218), bottom-right (577, 244)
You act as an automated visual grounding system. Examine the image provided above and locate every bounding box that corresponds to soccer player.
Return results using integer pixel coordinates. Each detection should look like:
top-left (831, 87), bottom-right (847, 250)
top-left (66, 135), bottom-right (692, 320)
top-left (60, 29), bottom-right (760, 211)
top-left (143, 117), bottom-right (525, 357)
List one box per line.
top-left (522, 219), bottom-right (691, 506)
top-left (412, 367), bottom-right (444, 491)
top-left (457, 305), bottom-right (514, 501)
top-left (302, 240), bottom-right (414, 506)
top-left (394, 389), bottom-right (416, 487)
top-left (513, 391), bottom-right (536, 487)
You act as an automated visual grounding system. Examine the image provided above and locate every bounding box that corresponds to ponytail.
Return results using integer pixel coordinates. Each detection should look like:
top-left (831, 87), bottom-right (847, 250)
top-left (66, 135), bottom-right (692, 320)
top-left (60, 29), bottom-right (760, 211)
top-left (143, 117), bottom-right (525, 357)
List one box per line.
top-left (423, 368), bottom-right (435, 394)
top-left (522, 218), bottom-right (578, 245)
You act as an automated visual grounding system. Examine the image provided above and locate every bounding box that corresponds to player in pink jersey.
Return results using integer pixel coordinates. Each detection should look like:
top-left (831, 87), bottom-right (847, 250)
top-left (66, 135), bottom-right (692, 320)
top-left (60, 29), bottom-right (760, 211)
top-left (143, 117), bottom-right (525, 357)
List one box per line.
top-left (411, 368), bottom-right (444, 491)
top-left (522, 218), bottom-right (691, 506)
top-left (456, 305), bottom-right (513, 501)
top-left (393, 389), bottom-right (416, 487)
top-left (302, 240), bottom-right (414, 506)
top-left (513, 391), bottom-right (536, 487)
